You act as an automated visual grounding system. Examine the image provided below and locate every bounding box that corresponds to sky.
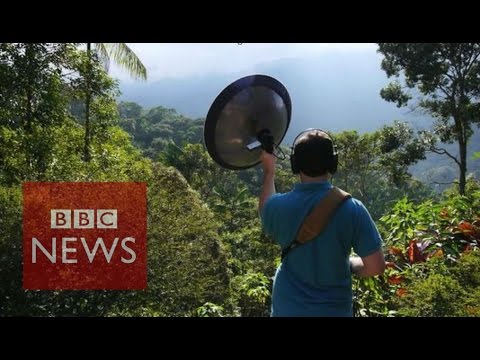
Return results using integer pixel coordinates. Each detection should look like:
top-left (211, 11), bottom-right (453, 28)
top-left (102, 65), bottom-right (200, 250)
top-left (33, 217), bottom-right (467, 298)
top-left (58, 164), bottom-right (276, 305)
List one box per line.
top-left (109, 43), bottom-right (378, 83)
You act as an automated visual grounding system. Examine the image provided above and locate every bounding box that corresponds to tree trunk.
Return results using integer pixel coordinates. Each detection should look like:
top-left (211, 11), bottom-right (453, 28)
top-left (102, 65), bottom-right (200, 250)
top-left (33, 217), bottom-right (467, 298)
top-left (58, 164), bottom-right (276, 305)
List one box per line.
top-left (458, 134), bottom-right (467, 195)
top-left (83, 43), bottom-right (92, 162)
top-left (83, 91), bottom-right (91, 162)
top-left (453, 112), bottom-right (467, 195)
top-left (25, 44), bottom-right (34, 175)
top-left (25, 46), bottom-right (33, 132)
top-left (456, 73), bottom-right (469, 196)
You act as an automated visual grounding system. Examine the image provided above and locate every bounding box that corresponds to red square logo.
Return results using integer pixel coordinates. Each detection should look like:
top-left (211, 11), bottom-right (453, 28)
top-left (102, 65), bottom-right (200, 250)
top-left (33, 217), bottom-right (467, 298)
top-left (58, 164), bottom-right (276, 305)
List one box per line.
top-left (23, 182), bottom-right (147, 290)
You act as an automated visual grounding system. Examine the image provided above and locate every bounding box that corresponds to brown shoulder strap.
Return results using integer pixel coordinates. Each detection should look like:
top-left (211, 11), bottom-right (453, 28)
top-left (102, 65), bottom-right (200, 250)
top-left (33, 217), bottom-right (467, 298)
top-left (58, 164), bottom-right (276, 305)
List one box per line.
top-left (296, 187), bottom-right (352, 244)
top-left (280, 186), bottom-right (352, 261)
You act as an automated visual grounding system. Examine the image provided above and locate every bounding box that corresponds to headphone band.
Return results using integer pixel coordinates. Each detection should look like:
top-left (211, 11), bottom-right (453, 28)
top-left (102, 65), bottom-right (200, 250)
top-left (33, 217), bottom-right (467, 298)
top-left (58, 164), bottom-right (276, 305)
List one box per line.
top-left (290, 128), bottom-right (338, 175)
top-left (291, 128), bottom-right (337, 152)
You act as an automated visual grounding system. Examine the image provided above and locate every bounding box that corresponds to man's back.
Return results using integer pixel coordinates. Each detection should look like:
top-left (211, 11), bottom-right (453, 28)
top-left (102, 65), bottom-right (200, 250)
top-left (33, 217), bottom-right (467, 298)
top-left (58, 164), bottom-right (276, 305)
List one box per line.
top-left (261, 180), bottom-right (382, 317)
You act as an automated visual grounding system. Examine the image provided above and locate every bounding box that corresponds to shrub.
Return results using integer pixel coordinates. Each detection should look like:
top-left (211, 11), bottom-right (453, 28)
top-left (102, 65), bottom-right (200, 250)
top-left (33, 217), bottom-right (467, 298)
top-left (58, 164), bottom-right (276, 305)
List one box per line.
top-left (395, 250), bottom-right (480, 317)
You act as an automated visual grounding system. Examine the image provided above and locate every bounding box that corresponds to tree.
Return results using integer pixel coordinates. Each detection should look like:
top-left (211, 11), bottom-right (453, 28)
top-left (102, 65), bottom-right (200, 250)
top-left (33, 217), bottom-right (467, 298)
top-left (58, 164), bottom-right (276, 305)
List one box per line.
top-left (332, 123), bottom-right (430, 219)
top-left (82, 43), bottom-right (147, 162)
top-left (0, 43), bottom-right (76, 182)
top-left (118, 101), bottom-right (142, 119)
top-left (377, 43), bottom-right (480, 195)
top-left (377, 121), bottom-right (427, 186)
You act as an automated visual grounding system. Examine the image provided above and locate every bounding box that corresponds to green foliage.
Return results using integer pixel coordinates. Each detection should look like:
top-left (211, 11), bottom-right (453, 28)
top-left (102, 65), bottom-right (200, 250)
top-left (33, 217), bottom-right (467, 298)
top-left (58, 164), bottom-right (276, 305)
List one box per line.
top-left (0, 43), bottom-right (127, 183)
top-left (118, 104), bottom-right (203, 157)
top-left (451, 250), bottom-right (480, 288)
top-left (0, 118), bottom-right (154, 315)
top-left (220, 222), bottom-right (279, 316)
top-left (160, 142), bottom-right (219, 197)
top-left (92, 43), bottom-right (147, 81)
top-left (69, 48), bottom-right (119, 104)
top-left (380, 179), bottom-right (480, 254)
top-left (70, 44), bottom-right (122, 162)
top-left (0, 46), bottom-right (228, 315)
top-left (373, 181), bottom-right (480, 316)
top-left (0, 187), bottom-right (22, 316)
top-left (231, 272), bottom-right (271, 317)
top-left (0, 185), bottom-right (123, 316)
top-left (124, 165), bottom-right (231, 316)
top-left (0, 102), bottom-right (154, 315)
top-left (378, 43), bottom-right (480, 194)
top-left (0, 43), bottom-right (79, 181)
top-left (353, 276), bottom-right (393, 317)
top-left (333, 125), bottom-right (433, 220)
top-left (378, 121), bottom-right (427, 185)
top-left (158, 142), bottom-right (262, 232)
top-left (395, 251), bottom-right (480, 317)
top-left (157, 141), bottom-right (280, 316)
top-left (211, 186), bottom-right (257, 233)
top-left (5, 42), bottom-right (479, 318)
top-left (195, 302), bottom-right (225, 317)
top-left (396, 273), bottom-right (467, 317)
top-left (222, 223), bottom-right (279, 276)
top-left (0, 164), bottom-right (233, 316)
top-left (270, 147), bottom-right (297, 194)
top-left (0, 119), bottom-right (152, 185)
top-left (0, 43), bottom-right (75, 128)
top-left (379, 81), bottom-right (411, 107)
top-left (118, 101), bottom-right (142, 119)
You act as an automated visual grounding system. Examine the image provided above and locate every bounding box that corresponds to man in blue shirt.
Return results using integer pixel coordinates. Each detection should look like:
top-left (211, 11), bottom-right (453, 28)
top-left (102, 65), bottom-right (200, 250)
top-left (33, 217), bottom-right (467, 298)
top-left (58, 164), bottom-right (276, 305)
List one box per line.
top-left (259, 129), bottom-right (385, 317)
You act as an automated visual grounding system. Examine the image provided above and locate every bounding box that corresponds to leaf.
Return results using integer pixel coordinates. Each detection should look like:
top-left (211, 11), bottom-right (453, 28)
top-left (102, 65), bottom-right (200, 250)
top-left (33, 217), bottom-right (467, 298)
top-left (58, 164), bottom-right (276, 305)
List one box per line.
top-left (439, 208), bottom-right (449, 218)
top-left (388, 275), bottom-right (404, 285)
top-left (388, 246), bottom-right (404, 257)
top-left (458, 221), bottom-right (475, 235)
top-left (463, 244), bottom-right (475, 253)
top-left (386, 261), bottom-right (397, 269)
top-left (428, 249), bottom-right (444, 258)
top-left (407, 239), bottom-right (426, 264)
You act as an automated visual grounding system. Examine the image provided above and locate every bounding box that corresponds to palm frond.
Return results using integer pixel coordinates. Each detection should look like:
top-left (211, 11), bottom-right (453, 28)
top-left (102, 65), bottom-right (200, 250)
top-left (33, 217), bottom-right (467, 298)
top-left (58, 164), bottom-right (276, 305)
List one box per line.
top-left (102, 43), bottom-right (147, 81)
top-left (93, 43), bottom-right (111, 72)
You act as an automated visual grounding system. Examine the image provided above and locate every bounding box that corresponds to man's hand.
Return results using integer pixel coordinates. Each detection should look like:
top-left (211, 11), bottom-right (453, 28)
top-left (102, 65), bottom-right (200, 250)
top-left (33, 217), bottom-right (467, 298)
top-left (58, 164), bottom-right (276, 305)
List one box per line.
top-left (258, 151), bottom-right (277, 213)
top-left (261, 151), bottom-right (277, 174)
top-left (350, 250), bottom-right (386, 277)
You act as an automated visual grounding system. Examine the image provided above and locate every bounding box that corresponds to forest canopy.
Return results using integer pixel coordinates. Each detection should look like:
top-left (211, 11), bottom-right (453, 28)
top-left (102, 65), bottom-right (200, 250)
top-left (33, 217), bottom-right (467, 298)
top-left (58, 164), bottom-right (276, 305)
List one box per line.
top-left (1, 43), bottom-right (479, 317)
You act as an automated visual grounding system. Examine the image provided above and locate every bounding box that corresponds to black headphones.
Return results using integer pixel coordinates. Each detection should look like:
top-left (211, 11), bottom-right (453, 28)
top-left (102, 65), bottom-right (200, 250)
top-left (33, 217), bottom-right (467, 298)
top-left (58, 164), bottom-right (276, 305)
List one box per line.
top-left (290, 128), bottom-right (338, 175)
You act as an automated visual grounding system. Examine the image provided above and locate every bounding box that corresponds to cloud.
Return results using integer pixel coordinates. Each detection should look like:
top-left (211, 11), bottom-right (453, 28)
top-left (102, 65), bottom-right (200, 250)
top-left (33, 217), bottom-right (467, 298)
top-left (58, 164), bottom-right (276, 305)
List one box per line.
top-left (109, 43), bottom-right (377, 83)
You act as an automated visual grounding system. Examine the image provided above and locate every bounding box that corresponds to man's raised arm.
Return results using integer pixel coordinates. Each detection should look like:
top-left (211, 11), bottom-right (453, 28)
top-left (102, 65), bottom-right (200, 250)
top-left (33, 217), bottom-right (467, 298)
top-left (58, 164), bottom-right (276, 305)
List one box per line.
top-left (259, 151), bottom-right (277, 212)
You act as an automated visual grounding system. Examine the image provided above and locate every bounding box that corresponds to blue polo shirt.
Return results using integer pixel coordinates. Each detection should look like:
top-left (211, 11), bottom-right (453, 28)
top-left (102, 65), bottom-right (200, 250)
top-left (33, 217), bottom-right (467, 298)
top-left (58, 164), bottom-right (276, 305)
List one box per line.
top-left (260, 180), bottom-right (382, 317)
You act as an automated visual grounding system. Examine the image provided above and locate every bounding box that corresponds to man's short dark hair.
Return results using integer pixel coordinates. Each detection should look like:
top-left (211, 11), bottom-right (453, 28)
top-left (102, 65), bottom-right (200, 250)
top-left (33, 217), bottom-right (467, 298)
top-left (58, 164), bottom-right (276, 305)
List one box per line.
top-left (293, 130), bottom-right (336, 177)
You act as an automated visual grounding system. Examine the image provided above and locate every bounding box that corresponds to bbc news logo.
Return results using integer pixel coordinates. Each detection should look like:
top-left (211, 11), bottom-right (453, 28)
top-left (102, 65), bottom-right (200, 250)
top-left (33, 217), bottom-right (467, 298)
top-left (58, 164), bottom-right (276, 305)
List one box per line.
top-left (23, 182), bottom-right (147, 290)
top-left (32, 209), bottom-right (135, 265)
top-left (51, 209), bottom-right (118, 229)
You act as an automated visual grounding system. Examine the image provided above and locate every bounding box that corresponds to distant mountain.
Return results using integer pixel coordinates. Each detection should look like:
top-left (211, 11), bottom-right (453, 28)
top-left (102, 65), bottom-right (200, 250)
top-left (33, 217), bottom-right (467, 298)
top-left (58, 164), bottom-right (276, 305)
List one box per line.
top-left (118, 52), bottom-right (479, 189)
top-left (118, 52), bottom-right (434, 144)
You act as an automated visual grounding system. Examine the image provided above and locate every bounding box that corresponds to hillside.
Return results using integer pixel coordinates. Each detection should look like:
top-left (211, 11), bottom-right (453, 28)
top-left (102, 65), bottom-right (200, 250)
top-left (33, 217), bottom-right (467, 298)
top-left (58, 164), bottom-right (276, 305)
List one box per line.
top-left (117, 101), bottom-right (480, 192)
top-left (118, 53), bottom-right (437, 143)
